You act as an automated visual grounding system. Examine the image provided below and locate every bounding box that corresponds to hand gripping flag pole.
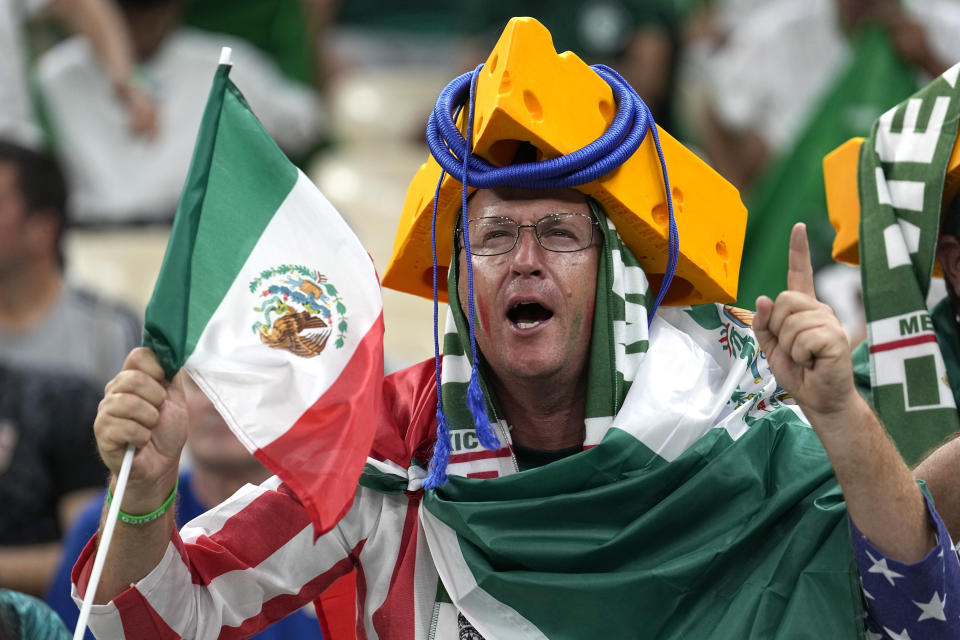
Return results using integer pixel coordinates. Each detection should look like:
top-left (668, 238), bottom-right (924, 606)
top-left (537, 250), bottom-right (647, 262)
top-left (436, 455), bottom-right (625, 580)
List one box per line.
top-left (72, 45), bottom-right (236, 640)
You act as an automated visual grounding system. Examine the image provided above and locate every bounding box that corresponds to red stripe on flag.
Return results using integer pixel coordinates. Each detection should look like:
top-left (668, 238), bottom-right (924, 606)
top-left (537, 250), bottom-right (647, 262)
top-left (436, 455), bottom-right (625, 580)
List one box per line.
top-left (256, 313), bottom-right (385, 537)
top-left (869, 334), bottom-right (938, 353)
top-left (449, 447), bottom-right (512, 464)
top-left (371, 497), bottom-right (421, 639)
top-left (175, 484), bottom-right (313, 585)
top-left (355, 559), bottom-right (368, 640)
top-left (116, 589), bottom-right (184, 640)
top-left (467, 470), bottom-right (500, 479)
top-left (220, 541), bottom-right (364, 640)
top-left (315, 571), bottom-right (357, 640)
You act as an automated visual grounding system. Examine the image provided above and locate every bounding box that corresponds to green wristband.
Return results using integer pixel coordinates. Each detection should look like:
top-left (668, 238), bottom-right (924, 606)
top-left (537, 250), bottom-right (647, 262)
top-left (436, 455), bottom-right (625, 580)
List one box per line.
top-left (107, 478), bottom-right (178, 525)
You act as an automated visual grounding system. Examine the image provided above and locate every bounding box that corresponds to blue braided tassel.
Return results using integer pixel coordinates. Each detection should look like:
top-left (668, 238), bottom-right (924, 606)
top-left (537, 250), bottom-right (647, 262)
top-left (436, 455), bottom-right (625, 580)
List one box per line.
top-left (424, 151), bottom-right (455, 490)
top-left (423, 406), bottom-right (451, 490)
top-left (467, 367), bottom-right (499, 450)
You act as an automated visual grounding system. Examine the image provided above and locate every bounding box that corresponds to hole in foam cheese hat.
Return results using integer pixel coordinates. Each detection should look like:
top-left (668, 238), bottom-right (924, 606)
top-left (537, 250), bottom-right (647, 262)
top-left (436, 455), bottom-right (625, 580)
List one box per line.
top-left (382, 17), bottom-right (747, 306)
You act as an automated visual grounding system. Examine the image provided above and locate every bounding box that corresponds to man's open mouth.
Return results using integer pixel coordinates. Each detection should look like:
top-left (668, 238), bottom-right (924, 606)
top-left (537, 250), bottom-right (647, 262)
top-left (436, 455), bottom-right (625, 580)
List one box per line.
top-left (506, 301), bottom-right (554, 330)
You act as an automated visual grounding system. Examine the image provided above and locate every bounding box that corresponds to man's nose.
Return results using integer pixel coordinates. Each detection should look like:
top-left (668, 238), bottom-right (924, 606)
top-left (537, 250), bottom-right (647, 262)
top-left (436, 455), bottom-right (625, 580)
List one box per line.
top-left (510, 225), bottom-right (545, 275)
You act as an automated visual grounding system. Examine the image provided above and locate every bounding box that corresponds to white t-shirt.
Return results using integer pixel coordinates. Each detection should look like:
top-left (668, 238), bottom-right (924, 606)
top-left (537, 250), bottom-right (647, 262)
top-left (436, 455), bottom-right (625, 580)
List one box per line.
top-left (0, 0), bottom-right (51, 147)
top-left (706, 0), bottom-right (960, 153)
top-left (35, 28), bottom-right (325, 224)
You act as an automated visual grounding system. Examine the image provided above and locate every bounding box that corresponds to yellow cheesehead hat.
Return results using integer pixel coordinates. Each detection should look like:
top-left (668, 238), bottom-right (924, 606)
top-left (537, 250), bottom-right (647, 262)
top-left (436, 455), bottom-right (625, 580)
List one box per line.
top-left (824, 136), bottom-right (960, 275)
top-left (382, 17), bottom-right (747, 306)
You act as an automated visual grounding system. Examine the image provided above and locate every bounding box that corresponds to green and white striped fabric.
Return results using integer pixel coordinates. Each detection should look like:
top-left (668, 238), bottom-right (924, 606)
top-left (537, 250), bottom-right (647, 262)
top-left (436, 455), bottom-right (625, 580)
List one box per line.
top-left (364, 203), bottom-right (864, 638)
top-left (858, 64), bottom-right (960, 464)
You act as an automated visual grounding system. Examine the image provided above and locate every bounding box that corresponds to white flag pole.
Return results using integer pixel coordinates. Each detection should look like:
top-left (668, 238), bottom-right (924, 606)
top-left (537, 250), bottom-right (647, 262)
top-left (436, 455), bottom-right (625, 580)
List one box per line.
top-left (73, 43), bottom-right (234, 640)
top-left (73, 445), bottom-right (134, 639)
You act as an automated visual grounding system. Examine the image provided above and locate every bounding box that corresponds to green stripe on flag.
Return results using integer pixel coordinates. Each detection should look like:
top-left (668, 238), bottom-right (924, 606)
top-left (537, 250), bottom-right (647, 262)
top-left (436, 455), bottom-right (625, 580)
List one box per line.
top-left (143, 64), bottom-right (298, 377)
top-left (425, 420), bottom-right (862, 639)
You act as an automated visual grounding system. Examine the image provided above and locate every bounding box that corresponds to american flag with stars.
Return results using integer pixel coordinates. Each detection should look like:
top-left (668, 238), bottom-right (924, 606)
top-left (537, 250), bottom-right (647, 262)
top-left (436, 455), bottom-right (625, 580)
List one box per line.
top-left (854, 495), bottom-right (960, 638)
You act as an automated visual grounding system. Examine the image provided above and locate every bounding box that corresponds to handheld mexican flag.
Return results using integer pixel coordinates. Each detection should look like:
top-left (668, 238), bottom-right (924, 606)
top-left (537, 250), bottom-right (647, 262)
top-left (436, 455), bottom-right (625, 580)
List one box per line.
top-left (142, 54), bottom-right (384, 533)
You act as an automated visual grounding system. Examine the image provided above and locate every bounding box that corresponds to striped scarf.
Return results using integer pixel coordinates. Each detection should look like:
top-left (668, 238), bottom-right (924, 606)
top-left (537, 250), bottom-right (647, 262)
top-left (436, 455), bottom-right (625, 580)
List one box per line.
top-left (858, 63), bottom-right (960, 463)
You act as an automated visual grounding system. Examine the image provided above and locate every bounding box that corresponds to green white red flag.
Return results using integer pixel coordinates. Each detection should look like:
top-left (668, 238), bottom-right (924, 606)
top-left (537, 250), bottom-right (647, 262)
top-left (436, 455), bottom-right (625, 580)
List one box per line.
top-left (142, 62), bottom-right (384, 534)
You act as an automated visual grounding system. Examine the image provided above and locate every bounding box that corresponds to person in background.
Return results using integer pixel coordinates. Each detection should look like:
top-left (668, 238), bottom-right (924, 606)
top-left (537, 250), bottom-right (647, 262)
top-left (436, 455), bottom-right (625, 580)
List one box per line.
top-left (0, 140), bottom-right (141, 389)
top-left (1, 589), bottom-right (71, 640)
top-left (46, 372), bottom-right (327, 639)
top-left (0, 363), bottom-right (105, 597)
top-left (35, 0), bottom-right (326, 225)
top-left (699, 0), bottom-right (960, 309)
top-left (460, 0), bottom-right (681, 130)
top-left (1, 0), bottom-right (157, 149)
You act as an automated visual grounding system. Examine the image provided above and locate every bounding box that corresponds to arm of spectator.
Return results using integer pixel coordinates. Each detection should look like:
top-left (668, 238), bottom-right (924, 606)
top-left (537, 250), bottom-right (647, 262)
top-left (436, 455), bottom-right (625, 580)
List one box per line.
top-left (619, 26), bottom-right (673, 124)
top-left (48, 0), bottom-right (158, 139)
top-left (854, 492), bottom-right (960, 637)
top-left (231, 42), bottom-right (326, 157)
top-left (300, 0), bottom-right (339, 88)
top-left (0, 543), bottom-right (61, 597)
top-left (880, 8), bottom-right (950, 78)
top-left (87, 348), bottom-right (186, 604)
top-left (74, 478), bottom-right (379, 637)
top-left (754, 223), bottom-right (936, 563)
top-left (914, 433), bottom-right (960, 541)
top-left (699, 103), bottom-right (770, 193)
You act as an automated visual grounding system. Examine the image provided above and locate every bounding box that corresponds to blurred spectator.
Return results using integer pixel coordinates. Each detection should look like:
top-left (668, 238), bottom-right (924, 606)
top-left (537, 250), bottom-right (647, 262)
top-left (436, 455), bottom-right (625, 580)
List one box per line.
top-left (0, 141), bottom-right (140, 388)
top-left (47, 372), bottom-right (328, 640)
top-left (691, 0), bottom-right (960, 307)
top-left (1, 589), bottom-right (71, 639)
top-left (461, 1), bottom-right (682, 130)
top-left (35, 0), bottom-right (325, 225)
top-left (1, 0), bottom-right (156, 149)
top-left (700, 0), bottom-right (960, 194)
top-left (183, 0), bottom-right (335, 89)
top-left (0, 363), bottom-right (104, 598)
top-left (327, 0), bottom-right (461, 70)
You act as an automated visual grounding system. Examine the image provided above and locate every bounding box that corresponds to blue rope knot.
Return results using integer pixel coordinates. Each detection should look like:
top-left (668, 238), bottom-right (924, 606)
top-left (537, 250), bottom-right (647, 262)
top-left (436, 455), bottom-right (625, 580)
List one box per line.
top-left (423, 63), bottom-right (679, 491)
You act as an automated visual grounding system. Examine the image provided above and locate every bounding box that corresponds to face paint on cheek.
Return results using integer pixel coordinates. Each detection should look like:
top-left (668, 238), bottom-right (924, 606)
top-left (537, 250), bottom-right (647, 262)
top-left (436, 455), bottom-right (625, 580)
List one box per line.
top-left (476, 294), bottom-right (491, 335)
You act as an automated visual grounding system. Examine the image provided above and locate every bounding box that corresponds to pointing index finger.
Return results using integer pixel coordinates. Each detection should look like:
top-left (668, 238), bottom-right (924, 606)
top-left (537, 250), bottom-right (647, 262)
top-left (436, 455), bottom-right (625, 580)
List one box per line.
top-left (787, 223), bottom-right (817, 298)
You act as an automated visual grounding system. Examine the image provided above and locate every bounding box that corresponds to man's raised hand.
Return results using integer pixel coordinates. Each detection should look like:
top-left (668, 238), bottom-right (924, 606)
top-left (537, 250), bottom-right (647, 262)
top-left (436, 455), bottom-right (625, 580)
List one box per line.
top-left (753, 223), bottom-right (856, 421)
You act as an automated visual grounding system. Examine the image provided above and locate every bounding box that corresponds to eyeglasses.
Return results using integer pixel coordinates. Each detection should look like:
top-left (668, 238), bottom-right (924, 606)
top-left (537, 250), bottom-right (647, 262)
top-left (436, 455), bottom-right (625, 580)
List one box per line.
top-left (462, 213), bottom-right (600, 256)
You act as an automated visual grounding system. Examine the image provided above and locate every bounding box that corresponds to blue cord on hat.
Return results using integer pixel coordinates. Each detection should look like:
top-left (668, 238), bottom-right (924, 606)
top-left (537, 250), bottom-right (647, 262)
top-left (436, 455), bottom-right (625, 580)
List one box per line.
top-left (423, 63), bottom-right (678, 490)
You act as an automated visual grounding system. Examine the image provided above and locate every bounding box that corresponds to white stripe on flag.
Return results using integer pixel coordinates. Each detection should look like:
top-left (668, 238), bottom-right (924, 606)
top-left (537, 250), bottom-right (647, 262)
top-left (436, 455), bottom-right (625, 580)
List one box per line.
top-left (612, 314), bottom-right (749, 462)
top-left (185, 170), bottom-right (382, 452)
top-left (420, 508), bottom-right (549, 640)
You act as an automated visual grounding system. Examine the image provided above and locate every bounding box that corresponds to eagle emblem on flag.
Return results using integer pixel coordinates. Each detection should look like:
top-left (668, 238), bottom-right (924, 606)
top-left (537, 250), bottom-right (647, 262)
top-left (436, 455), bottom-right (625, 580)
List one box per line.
top-left (249, 264), bottom-right (349, 357)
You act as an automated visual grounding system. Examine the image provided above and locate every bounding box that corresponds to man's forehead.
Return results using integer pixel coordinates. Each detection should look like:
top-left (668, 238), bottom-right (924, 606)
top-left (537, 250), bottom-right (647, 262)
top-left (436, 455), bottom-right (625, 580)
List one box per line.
top-left (467, 187), bottom-right (589, 217)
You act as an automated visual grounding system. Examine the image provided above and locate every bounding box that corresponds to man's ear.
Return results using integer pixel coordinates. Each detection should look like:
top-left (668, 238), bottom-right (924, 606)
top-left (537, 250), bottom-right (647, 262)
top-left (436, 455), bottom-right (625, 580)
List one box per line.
top-left (936, 234), bottom-right (960, 293)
